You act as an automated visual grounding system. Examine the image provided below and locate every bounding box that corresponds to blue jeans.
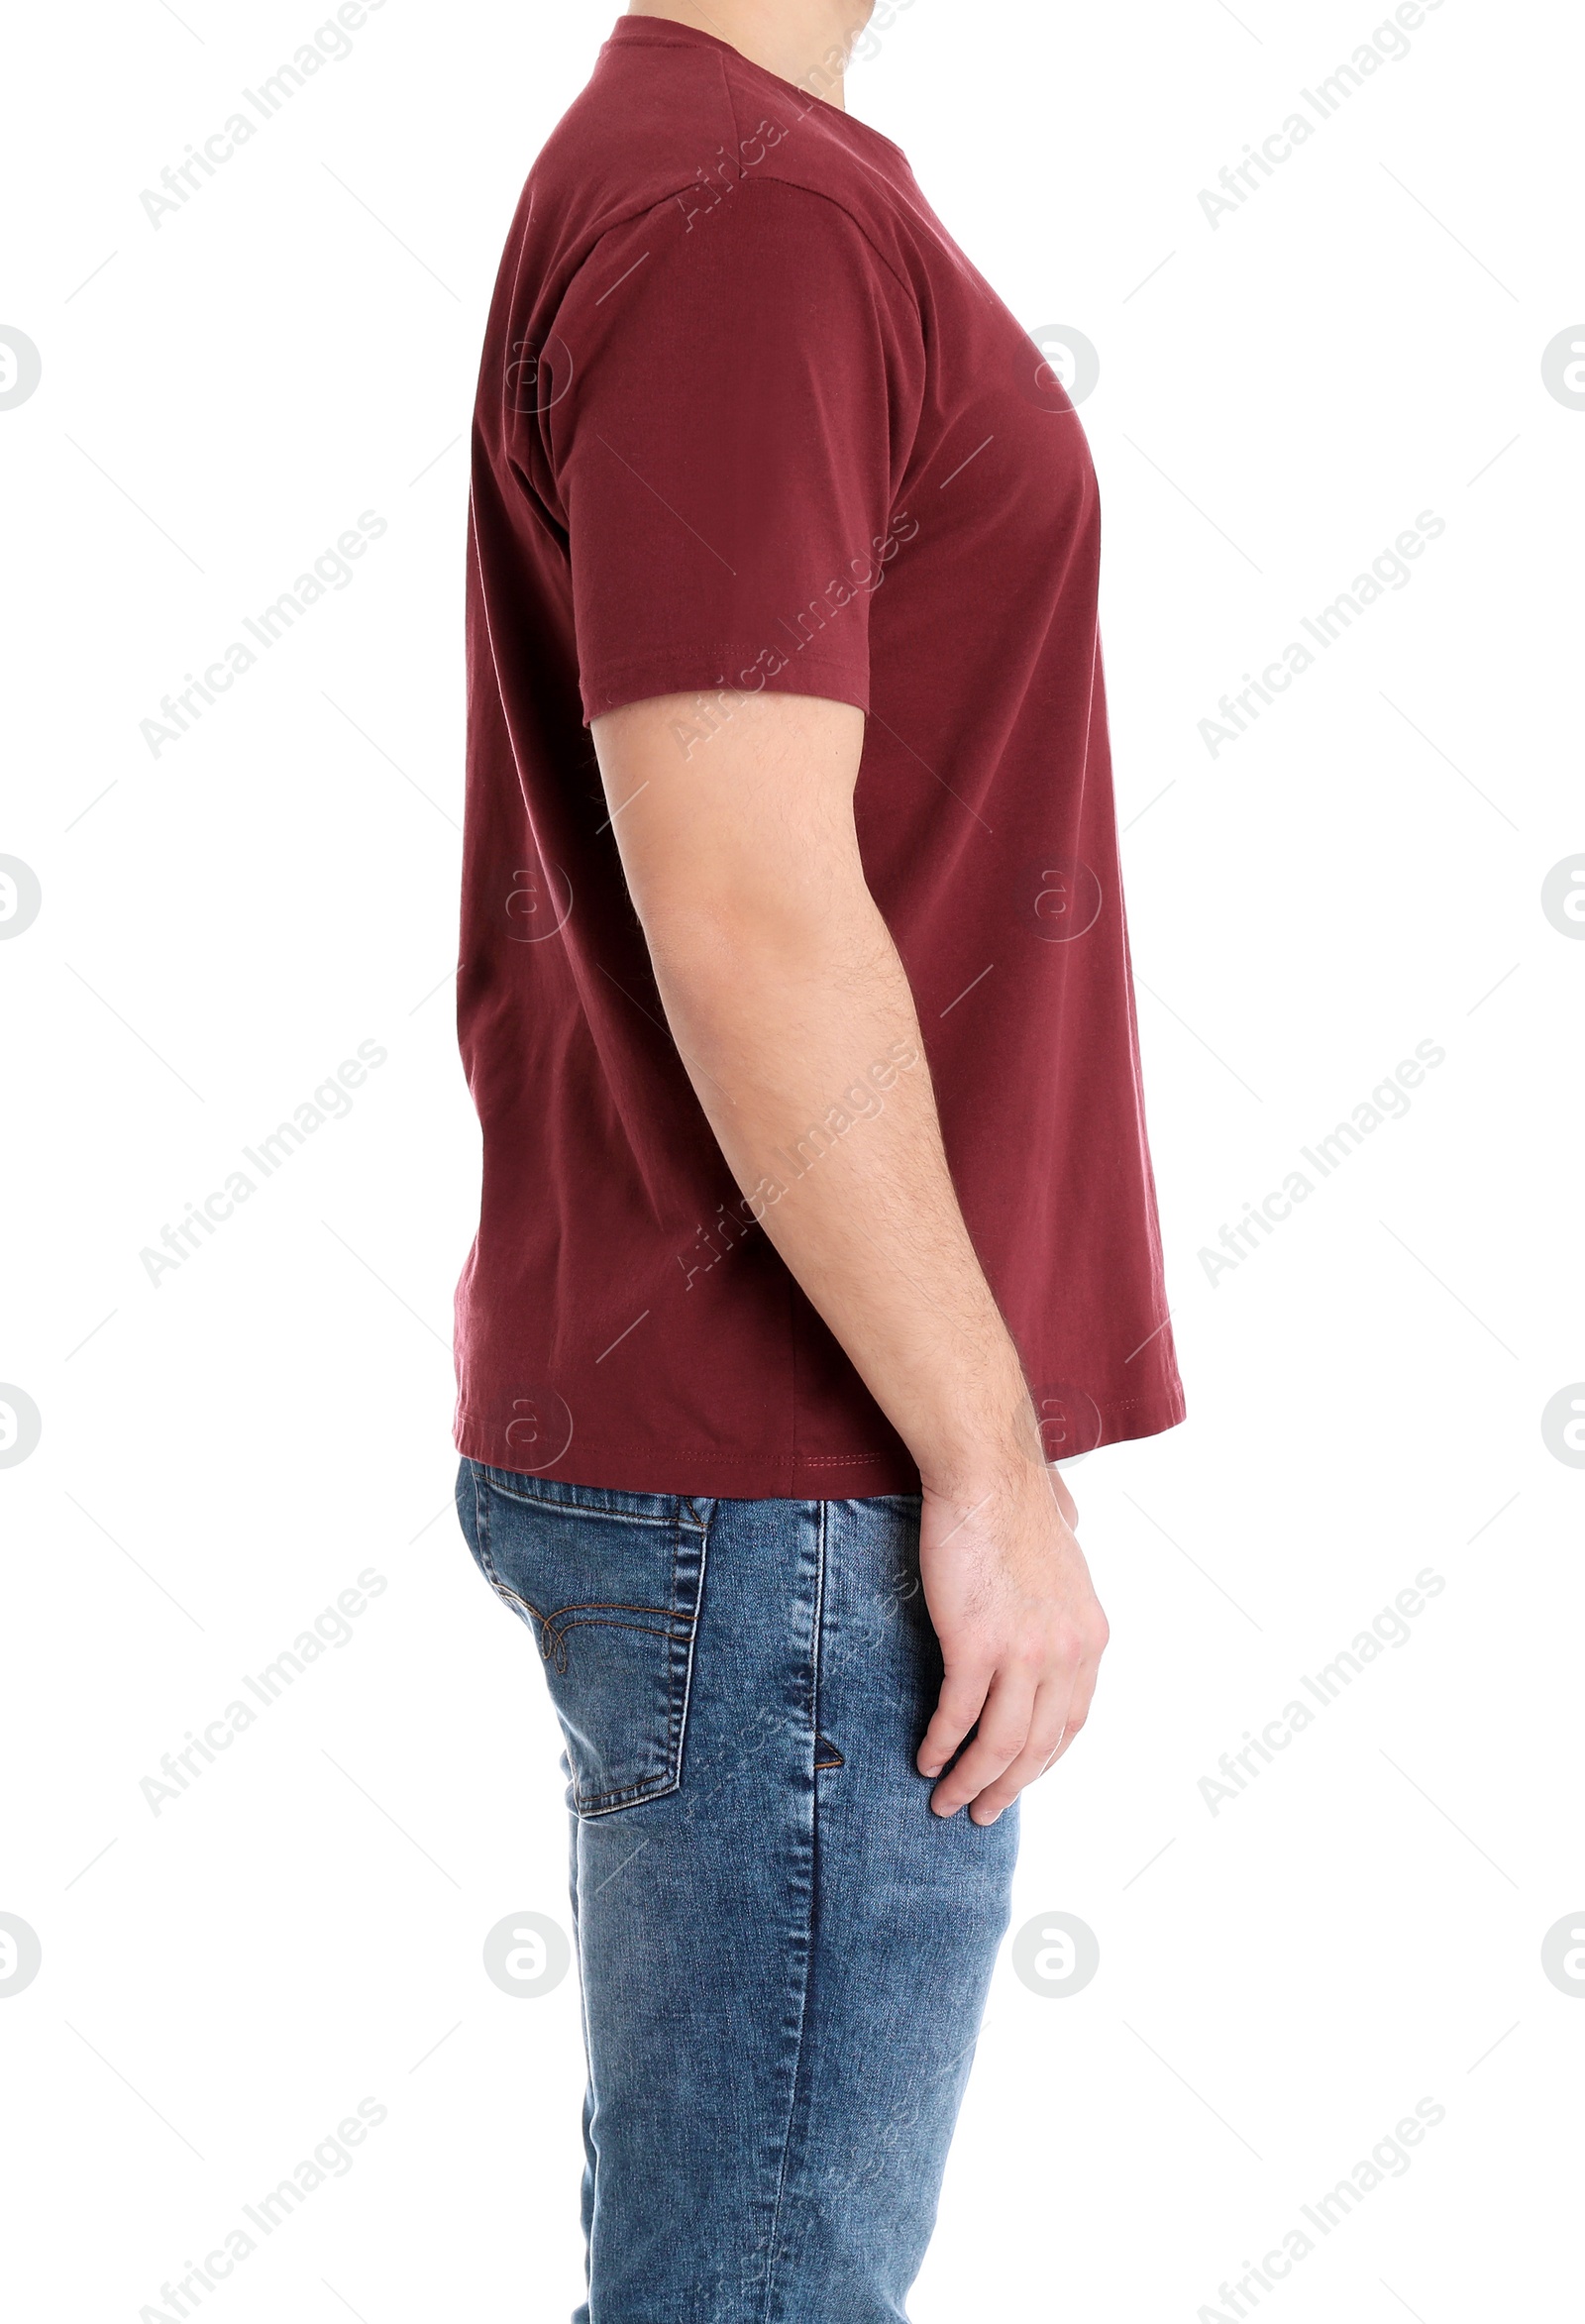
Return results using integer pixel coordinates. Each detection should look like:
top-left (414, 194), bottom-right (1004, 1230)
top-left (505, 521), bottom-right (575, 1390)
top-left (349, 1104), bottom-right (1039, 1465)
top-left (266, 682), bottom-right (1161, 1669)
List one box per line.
top-left (455, 1462), bottom-right (1018, 2322)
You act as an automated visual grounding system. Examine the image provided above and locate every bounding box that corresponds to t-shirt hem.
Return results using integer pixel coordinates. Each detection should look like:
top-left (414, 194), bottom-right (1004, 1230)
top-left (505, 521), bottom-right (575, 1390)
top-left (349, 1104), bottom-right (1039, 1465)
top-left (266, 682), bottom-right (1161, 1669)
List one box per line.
top-left (454, 1382), bottom-right (1186, 1502)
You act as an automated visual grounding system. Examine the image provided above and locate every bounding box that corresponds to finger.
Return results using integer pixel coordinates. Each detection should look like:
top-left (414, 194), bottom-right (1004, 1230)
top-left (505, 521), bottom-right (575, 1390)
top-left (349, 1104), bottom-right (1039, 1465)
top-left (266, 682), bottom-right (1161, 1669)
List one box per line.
top-left (929, 1672), bottom-right (1038, 1818)
top-left (1040, 1654), bottom-right (1101, 1770)
top-left (916, 1663), bottom-right (993, 1779)
top-left (967, 1680), bottom-right (1075, 1821)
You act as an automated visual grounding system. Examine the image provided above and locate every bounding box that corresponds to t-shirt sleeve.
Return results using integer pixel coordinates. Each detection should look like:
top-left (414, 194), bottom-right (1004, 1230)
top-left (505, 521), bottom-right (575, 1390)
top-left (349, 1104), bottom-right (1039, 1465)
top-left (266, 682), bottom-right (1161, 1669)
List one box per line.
top-left (541, 179), bottom-right (919, 726)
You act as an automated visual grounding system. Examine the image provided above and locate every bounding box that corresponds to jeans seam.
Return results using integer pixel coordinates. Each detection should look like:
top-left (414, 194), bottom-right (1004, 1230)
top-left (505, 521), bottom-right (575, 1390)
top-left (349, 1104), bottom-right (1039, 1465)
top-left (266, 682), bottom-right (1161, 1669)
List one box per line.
top-left (473, 1463), bottom-right (497, 1590)
top-left (758, 1497), bottom-right (825, 2324)
top-left (810, 1499), bottom-right (828, 1777)
top-left (667, 1503), bottom-right (710, 1800)
top-left (481, 1471), bottom-right (678, 1527)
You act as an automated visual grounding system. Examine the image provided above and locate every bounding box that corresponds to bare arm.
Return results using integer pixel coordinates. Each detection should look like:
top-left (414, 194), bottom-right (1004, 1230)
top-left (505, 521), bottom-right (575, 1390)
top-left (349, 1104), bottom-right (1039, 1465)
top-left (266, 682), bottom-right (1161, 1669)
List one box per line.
top-left (591, 687), bottom-right (1109, 1822)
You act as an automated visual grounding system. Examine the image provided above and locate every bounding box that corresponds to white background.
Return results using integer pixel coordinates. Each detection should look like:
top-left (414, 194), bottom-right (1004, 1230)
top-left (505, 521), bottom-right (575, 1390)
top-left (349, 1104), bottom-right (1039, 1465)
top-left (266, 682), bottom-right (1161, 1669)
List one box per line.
top-left (3, 1), bottom-right (1582, 2317)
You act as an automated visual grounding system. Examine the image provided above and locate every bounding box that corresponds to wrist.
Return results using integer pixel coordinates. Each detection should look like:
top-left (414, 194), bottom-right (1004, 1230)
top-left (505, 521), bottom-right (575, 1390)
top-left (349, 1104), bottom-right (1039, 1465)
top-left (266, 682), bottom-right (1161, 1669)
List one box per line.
top-left (915, 1398), bottom-right (1045, 1507)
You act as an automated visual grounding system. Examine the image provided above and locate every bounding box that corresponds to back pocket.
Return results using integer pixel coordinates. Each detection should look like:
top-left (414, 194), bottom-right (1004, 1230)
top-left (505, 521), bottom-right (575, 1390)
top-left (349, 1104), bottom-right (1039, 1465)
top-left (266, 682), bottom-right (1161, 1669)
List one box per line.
top-left (457, 1463), bottom-right (708, 1817)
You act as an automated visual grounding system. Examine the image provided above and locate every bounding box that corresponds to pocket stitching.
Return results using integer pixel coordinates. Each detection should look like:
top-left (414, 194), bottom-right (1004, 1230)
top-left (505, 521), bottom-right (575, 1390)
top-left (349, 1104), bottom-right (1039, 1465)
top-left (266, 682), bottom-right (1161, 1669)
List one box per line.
top-left (496, 1590), bottom-right (697, 1677)
top-left (473, 1478), bottom-right (710, 1817)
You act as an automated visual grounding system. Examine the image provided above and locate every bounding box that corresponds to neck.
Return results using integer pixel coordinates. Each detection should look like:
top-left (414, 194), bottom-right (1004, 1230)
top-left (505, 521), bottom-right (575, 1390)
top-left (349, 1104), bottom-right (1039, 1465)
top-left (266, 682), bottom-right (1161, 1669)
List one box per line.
top-left (624, 0), bottom-right (868, 112)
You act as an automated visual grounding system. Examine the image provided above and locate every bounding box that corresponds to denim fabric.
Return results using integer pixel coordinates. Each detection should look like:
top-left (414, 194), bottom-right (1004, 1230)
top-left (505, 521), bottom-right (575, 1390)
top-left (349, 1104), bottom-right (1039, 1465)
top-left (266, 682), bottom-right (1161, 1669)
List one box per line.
top-left (456, 1461), bottom-right (1018, 2323)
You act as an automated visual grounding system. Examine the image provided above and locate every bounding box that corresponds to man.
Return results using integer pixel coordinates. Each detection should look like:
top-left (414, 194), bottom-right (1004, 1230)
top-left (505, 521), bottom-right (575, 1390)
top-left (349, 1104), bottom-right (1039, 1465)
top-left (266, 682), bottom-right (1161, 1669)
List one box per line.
top-left (452, 3), bottom-right (1184, 2315)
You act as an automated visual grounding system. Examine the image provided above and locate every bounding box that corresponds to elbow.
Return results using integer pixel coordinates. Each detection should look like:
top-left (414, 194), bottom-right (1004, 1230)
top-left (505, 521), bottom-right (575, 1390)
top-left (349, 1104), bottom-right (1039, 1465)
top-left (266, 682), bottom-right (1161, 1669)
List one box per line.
top-left (635, 873), bottom-right (875, 1002)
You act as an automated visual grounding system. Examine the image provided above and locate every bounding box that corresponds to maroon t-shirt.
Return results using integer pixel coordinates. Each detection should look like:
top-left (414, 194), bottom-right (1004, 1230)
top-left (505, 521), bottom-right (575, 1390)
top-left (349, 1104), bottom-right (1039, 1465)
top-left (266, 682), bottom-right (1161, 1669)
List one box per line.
top-left (453, 15), bottom-right (1185, 1495)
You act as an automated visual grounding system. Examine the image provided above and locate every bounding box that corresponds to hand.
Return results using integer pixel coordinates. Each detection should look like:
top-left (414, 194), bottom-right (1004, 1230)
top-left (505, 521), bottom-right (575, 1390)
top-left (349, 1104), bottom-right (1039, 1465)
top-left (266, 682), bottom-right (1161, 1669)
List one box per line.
top-left (915, 1459), bottom-right (1109, 1823)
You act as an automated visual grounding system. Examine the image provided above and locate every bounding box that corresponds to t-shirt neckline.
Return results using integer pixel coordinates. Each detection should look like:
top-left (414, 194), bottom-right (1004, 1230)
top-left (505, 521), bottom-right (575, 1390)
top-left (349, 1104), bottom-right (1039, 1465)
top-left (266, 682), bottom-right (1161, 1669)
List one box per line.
top-left (602, 14), bottom-right (910, 160)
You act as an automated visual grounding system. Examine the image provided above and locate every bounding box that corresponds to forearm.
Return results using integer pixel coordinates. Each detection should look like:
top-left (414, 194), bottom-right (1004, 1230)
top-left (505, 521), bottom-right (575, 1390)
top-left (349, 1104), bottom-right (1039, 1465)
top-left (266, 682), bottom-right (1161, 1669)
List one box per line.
top-left (646, 880), bottom-right (1038, 1492)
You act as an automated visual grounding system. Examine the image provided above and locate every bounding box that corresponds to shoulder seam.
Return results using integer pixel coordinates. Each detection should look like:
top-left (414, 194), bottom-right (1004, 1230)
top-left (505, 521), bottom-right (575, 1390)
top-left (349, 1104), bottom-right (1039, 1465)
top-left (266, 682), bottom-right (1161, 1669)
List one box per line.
top-left (711, 51), bottom-right (917, 308)
top-left (545, 50), bottom-right (917, 328)
top-left (562, 171), bottom-right (919, 326)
